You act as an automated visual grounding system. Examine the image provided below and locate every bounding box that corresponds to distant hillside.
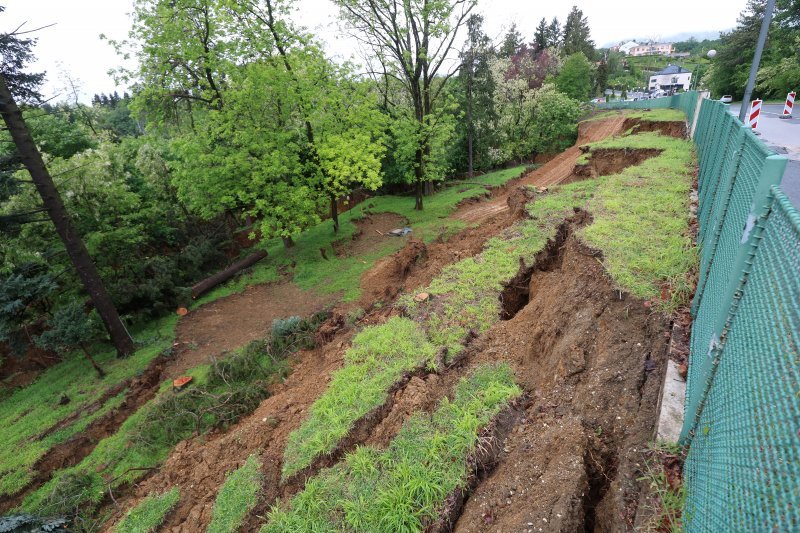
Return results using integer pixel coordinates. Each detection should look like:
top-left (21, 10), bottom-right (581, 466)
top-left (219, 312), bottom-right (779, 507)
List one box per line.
top-left (601, 30), bottom-right (725, 48)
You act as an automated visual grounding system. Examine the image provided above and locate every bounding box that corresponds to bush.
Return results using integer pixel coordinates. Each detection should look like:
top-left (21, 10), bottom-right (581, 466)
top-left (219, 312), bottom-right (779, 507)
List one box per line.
top-left (134, 312), bottom-right (328, 450)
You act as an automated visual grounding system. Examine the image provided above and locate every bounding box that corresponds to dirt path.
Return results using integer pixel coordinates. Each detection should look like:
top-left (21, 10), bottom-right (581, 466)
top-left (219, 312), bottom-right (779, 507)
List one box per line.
top-left (455, 114), bottom-right (627, 224)
top-left (166, 282), bottom-right (335, 379)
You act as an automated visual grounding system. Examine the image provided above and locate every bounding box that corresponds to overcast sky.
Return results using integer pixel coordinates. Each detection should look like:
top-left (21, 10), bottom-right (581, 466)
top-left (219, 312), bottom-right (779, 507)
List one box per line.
top-left (3, 0), bottom-right (748, 103)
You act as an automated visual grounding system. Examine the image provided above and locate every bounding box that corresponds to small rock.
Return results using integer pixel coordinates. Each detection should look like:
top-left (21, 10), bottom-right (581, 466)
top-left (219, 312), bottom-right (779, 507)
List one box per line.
top-left (414, 292), bottom-right (430, 303)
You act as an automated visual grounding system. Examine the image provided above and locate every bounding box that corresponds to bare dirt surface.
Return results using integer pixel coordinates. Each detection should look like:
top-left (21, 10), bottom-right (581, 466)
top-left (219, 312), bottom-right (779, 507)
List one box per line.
top-left (332, 212), bottom-right (408, 258)
top-left (570, 148), bottom-right (663, 182)
top-left (455, 115), bottom-right (627, 224)
top-left (623, 118), bottom-right (687, 138)
top-left (167, 282), bottom-right (335, 379)
top-left (455, 226), bottom-right (670, 532)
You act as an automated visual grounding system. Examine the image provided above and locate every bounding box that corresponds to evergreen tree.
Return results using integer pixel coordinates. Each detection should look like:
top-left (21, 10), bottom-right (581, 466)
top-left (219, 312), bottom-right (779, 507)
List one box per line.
top-left (500, 23), bottom-right (523, 57)
top-left (459, 14), bottom-right (497, 176)
top-left (534, 18), bottom-right (548, 50)
top-left (0, 24), bottom-right (135, 356)
top-left (546, 17), bottom-right (561, 49)
top-left (562, 5), bottom-right (595, 59)
top-left (594, 58), bottom-right (609, 96)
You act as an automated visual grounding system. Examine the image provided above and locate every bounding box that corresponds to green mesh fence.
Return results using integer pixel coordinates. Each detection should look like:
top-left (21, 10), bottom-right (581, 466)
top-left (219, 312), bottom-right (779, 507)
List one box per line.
top-left (595, 94), bottom-right (796, 529)
top-left (683, 187), bottom-right (800, 530)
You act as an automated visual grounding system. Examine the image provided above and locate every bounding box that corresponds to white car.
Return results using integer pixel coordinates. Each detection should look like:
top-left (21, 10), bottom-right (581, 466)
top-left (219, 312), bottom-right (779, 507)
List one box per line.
top-left (720, 95), bottom-right (733, 103)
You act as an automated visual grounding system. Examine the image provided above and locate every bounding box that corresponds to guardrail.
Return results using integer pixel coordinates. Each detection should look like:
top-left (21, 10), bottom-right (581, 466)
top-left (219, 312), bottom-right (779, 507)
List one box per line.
top-left (599, 92), bottom-right (798, 530)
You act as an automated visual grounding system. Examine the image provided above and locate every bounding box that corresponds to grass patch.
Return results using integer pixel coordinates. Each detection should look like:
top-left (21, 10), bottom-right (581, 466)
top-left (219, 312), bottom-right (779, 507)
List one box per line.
top-left (0, 314), bottom-right (176, 498)
top-left (281, 317), bottom-right (438, 479)
top-left (18, 314), bottom-right (325, 527)
top-left (116, 487), bottom-right (179, 533)
top-left (208, 455), bottom-right (263, 533)
top-left (195, 165), bottom-right (530, 305)
top-left (622, 108), bottom-right (688, 122)
top-left (578, 132), bottom-right (696, 310)
top-left (638, 442), bottom-right (687, 533)
top-left (266, 364), bottom-right (521, 531)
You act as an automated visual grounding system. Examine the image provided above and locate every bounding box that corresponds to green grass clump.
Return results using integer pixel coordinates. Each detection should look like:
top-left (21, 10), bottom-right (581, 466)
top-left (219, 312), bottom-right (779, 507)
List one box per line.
top-left (208, 455), bottom-right (263, 533)
top-left (116, 487), bottom-right (180, 533)
top-left (0, 314), bottom-right (176, 498)
top-left (195, 166), bottom-right (529, 305)
top-left (579, 132), bottom-right (696, 310)
top-left (266, 364), bottom-right (521, 531)
top-left (623, 108), bottom-right (688, 122)
top-left (281, 317), bottom-right (438, 479)
top-left (19, 314), bottom-right (325, 522)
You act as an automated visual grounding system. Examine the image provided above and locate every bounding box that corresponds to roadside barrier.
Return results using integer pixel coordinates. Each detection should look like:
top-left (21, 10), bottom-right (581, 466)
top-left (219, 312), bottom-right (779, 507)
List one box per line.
top-left (782, 91), bottom-right (795, 118)
top-left (598, 92), bottom-right (797, 530)
top-left (747, 98), bottom-right (762, 129)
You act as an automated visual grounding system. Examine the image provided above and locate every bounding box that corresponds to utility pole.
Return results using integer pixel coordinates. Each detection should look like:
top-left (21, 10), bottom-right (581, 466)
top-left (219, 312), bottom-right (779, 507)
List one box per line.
top-left (739, 0), bottom-right (776, 123)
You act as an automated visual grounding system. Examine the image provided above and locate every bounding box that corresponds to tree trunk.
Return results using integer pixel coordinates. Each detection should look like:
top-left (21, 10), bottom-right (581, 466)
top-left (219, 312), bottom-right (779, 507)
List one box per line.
top-left (330, 193), bottom-right (339, 233)
top-left (414, 147), bottom-right (425, 211)
top-left (466, 62), bottom-right (474, 178)
top-left (191, 250), bottom-right (268, 299)
top-left (282, 236), bottom-right (295, 248)
top-left (0, 75), bottom-right (136, 358)
top-left (80, 343), bottom-right (106, 378)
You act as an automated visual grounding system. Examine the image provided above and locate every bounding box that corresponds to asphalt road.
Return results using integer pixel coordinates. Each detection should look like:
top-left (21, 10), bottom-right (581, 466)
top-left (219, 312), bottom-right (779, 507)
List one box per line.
top-left (728, 103), bottom-right (800, 207)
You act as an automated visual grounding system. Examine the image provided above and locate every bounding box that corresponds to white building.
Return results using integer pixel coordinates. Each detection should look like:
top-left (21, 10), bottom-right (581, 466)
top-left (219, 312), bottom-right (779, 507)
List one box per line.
top-left (648, 65), bottom-right (692, 92)
top-left (629, 42), bottom-right (675, 56)
top-left (618, 41), bottom-right (639, 54)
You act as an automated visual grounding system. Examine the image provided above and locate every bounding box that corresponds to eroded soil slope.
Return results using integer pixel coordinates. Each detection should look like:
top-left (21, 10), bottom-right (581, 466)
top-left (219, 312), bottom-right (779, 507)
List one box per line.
top-left (456, 233), bottom-right (669, 532)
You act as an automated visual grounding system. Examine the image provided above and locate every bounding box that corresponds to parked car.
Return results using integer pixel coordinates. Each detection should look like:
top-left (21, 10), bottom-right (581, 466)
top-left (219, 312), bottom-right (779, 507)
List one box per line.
top-left (720, 95), bottom-right (733, 103)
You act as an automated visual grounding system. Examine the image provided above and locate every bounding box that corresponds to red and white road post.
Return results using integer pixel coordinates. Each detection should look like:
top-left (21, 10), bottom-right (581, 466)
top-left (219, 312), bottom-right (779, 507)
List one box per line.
top-left (748, 99), bottom-right (762, 130)
top-left (781, 91), bottom-right (795, 118)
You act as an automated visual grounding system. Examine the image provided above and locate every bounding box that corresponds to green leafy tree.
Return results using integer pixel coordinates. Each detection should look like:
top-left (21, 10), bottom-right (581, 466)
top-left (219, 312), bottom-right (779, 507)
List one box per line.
top-left (556, 52), bottom-right (594, 101)
top-left (1, 21), bottom-right (135, 356)
top-left (491, 55), bottom-right (579, 163)
top-left (333, 0), bottom-right (475, 210)
top-left (562, 5), bottom-right (595, 59)
top-left (35, 302), bottom-right (106, 377)
top-left (707, 0), bottom-right (771, 98)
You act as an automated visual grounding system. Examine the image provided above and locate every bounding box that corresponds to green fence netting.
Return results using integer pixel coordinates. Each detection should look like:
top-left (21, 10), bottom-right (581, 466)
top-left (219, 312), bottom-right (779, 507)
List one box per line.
top-left (683, 187), bottom-right (800, 530)
top-left (595, 93), bottom-right (796, 530)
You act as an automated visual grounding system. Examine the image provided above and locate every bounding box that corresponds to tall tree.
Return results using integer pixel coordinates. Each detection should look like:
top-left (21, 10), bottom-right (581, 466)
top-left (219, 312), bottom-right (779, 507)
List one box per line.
top-left (546, 17), bottom-right (562, 49)
top-left (562, 5), bottom-right (595, 59)
top-left (556, 52), bottom-right (593, 101)
top-left (460, 14), bottom-right (496, 176)
top-left (534, 18), bottom-right (548, 50)
top-left (0, 76), bottom-right (135, 356)
top-left (333, 0), bottom-right (475, 210)
top-left (500, 23), bottom-right (524, 57)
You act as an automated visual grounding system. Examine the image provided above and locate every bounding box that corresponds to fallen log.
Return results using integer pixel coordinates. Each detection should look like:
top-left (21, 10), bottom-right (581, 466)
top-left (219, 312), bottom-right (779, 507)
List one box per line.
top-left (191, 250), bottom-right (268, 299)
